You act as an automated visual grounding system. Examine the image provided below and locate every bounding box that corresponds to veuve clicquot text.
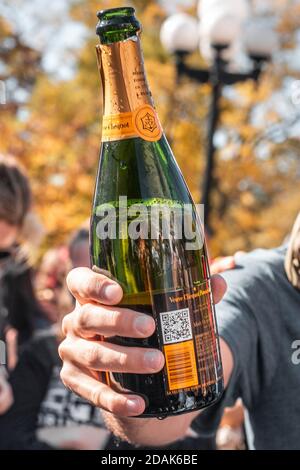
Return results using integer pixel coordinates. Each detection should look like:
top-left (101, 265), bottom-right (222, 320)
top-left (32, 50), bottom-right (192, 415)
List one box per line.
top-left (90, 7), bottom-right (224, 418)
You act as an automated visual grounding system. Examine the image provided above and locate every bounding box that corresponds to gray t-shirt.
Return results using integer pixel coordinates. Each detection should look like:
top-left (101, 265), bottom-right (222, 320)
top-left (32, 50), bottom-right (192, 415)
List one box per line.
top-left (192, 245), bottom-right (300, 450)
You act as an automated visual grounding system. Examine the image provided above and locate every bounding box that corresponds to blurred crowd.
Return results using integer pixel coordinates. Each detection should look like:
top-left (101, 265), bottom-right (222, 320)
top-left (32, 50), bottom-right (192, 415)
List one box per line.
top-left (0, 155), bottom-right (245, 450)
top-left (0, 155), bottom-right (109, 449)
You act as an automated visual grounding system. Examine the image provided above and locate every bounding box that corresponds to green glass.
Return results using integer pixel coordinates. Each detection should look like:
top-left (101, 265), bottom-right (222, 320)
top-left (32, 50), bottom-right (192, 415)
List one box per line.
top-left (91, 7), bottom-right (224, 418)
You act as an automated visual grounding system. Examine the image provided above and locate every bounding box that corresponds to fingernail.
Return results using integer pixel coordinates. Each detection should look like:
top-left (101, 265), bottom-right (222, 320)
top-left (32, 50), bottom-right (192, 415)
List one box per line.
top-left (101, 283), bottom-right (122, 301)
top-left (144, 351), bottom-right (163, 371)
top-left (134, 316), bottom-right (154, 335)
top-left (126, 397), bottom-right (143, 414)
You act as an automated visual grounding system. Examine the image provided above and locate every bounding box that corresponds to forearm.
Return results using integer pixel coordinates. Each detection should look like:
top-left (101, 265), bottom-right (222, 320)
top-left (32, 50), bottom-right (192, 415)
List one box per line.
top-left (102, 411), bottom-right (200, 447)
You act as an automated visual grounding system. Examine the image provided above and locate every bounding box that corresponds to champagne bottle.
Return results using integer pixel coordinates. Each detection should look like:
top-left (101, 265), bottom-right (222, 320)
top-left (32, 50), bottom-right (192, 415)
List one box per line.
top-left (91, 6), bottom-right (224, 418)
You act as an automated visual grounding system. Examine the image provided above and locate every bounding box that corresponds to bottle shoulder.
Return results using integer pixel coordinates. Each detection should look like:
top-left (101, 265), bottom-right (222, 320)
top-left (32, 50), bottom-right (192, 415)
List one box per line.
top-left (96, 135), bottom-right (193, 206)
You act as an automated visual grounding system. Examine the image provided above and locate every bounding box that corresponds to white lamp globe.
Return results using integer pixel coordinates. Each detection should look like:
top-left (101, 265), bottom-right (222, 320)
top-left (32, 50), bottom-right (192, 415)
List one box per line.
top-left (243, 21), bottom-right (279, 57)
top-left (160, 13), bottom-right (199, 53)
top-left (200, 13), bottom-right (242, 47)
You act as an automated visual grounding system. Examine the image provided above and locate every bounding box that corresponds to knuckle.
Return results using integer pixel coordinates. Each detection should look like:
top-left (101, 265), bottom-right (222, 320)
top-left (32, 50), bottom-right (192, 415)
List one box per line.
top-left (117, 351), bottom-right (128, 368)
top-left (58, 337), bottom-right (74, 362)
top-left (90, 386), bottom-right (102, 408)
top-left (65, 270), bottom-right (73, 289)
top-left (84, 277), bottom-right (102, 299)
top-left (66, 269), bottom-right (77, 291)
top-left (58, 340), bottom-right (67, 360)
top-left (110, 309), bottom-right (122, 329)
top-left (76, 304), bottom-right (93, 331)
top-left (60, 364), bottom-right (71, 388)
top-left (61, 313), bottom-right (71, 337)
top-left (84, 343), bottom-right (100, 368)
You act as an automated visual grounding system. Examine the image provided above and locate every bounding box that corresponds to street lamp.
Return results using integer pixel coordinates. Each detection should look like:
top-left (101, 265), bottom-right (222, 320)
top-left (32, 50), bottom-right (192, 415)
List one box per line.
top-left (243, 19), bottom-right (279, 59)
top-left (160, 1), bottom-right (278, 233)
top-left (160, 13), bottom-right (199, 53)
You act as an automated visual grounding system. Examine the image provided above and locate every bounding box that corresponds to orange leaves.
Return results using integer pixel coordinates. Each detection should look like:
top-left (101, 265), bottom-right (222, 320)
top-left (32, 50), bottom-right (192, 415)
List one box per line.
top-left (73, 174), bottom-right (94, 197)
top-left (1, 0), bottom-right (299, 261)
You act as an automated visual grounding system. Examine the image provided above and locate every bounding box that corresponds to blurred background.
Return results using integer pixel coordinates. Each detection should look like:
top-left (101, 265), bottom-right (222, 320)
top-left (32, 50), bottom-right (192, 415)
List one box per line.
top-left (1, 0), bottom-right (300, 257)
top-left (1, 0), bottom-right (300, 451)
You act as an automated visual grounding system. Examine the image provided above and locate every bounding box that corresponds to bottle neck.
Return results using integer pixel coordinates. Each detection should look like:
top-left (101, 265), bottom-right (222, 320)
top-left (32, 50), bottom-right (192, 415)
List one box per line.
top-left (96, 34), bottom-right (154, 116)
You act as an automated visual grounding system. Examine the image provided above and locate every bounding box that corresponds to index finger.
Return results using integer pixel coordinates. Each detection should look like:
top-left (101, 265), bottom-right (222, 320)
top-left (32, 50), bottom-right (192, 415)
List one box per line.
top-left (66, 267), bottom-right (123, 306)
top-left (66, 268), bottom-right (226, 308)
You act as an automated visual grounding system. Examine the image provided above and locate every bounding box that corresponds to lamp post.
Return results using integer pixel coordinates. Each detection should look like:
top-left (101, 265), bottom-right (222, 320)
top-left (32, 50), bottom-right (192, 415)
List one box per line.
top-left (160, 1), bottom-right (278, 233)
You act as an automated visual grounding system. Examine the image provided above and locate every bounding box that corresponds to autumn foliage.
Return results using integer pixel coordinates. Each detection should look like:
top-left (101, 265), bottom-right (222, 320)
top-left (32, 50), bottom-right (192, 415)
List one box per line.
top-left (1, 0), bottom-right (300, 257)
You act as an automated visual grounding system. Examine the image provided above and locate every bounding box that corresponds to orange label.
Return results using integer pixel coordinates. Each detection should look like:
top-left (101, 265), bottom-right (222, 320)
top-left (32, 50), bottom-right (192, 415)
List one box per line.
top-left (164, 340), bottom-right (199, 391)
top-left (133, 105), bottom-right (163, 142)
top-left (102, 105), bottom-right (163, 143)
top-left (102, 112), bottom-right (136, 142)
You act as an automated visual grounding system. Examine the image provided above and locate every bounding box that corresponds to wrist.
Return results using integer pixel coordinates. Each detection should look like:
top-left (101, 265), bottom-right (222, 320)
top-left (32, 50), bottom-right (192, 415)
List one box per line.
top-left (102, 411), bottom-right (151, 445)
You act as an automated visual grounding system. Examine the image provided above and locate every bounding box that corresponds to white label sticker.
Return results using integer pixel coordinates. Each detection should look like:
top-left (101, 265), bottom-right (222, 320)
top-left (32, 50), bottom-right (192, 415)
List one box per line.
top-left (160, 308), bottom-right (193, 345)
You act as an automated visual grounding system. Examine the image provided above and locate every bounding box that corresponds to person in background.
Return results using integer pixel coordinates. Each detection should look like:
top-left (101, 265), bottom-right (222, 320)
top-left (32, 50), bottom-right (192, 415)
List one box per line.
top-left (0, 155), bottom-right (46, 362)
top-left (210, 255), bottom-right (246, 450)
top-left (69, 228), bottom-right (90, 270)
top-left (0, 155), bottom-right (45, 415)
top-left (210, 255), bottom-right (246, 451)
top-left (35, 246), bottom-right (71, 325)
top-left (0, 227), bottom-right (109, 450)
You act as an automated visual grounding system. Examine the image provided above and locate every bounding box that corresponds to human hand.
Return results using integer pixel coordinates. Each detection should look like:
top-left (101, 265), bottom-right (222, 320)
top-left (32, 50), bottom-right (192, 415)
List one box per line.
top-left (59, 268), bottom-right (227, 418)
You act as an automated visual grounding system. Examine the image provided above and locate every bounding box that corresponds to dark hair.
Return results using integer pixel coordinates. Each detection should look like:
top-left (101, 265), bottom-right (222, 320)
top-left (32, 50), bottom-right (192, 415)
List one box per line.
top-left (69, 228), bottom-right (89, 261)
top-left (0, 155), bottom-right (32, 227)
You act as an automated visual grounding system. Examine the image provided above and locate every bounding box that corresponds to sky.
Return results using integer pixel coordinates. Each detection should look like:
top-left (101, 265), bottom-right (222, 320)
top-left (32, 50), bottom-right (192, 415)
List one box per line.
top-left (0, 0), bottom-right (88, 80)
top-left (0, 0), bottom-right (196, 79)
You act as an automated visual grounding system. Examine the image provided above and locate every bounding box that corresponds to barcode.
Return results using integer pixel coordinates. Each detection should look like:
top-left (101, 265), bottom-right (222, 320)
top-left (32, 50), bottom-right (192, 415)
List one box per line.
top-left (164, 340), bottom-right (199, 391)
top-left (160, 308), bottom-right (193, 345)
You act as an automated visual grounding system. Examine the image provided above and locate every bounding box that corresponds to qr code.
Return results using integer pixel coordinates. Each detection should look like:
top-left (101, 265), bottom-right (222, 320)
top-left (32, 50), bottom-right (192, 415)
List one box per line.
top-left (160, 308), bottom-right (193, 345)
